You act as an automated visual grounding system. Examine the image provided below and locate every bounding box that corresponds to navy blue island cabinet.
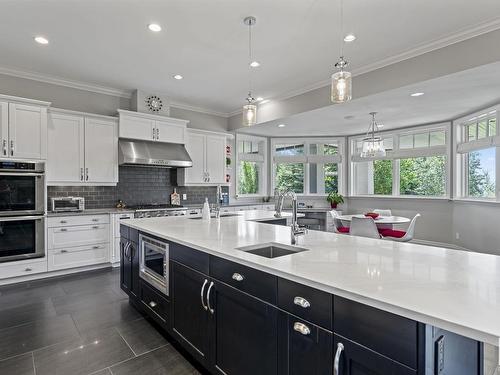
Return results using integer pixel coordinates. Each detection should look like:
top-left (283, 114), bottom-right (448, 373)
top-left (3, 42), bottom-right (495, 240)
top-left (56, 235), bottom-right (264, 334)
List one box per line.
top-left (120, 229), bottom-right (483, 375)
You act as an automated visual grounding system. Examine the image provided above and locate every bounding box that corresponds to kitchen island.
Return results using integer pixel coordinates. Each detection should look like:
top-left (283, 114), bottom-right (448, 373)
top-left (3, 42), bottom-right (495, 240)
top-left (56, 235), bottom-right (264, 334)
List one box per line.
top-left (120, 209), bottom-right (500, 375)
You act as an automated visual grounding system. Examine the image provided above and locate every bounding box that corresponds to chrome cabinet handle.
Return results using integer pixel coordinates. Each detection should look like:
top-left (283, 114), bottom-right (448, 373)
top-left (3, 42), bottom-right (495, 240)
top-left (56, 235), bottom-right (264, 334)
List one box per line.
top-left (200, 279), bottom-right (208, 311)
top-left (2, 139), bottom-right (6, 156)
top-left (149, 301), bottom-right (157, 308)
top-left (152, 127), bottom-right (155, 140)
top-left (333, 342), bottom-right (344, 375)
top-left (156, 128), bottom-right (160, 140)
top-left (92, 246), bottom-right (100, 249)
top-left (207, 281), bottom-right (215, 314)
top-left (60, 228), bottom-right (67, 232)
top-left (25, 267), bottom-right (32, 272)
top-left (232, 273), bottom-right (244, 282)
top-left (80, 168), bottom-right (84, 181)
top-left (85, 168), bottom-right (89, 181)
top-left (92, 226), bottom-right (99, 229)
top-left (293, 296), bottom-right (311, 308)
top-left (10, 140), bottom-right (14, 156)
top-left (60, 220), bottom-right (67, 224)
top-left (92, 218), bottom-right (99, 222)
top-left (61, 250), bottom-right (68, 253)
top-left (293, 322), bottom-right (311, 335)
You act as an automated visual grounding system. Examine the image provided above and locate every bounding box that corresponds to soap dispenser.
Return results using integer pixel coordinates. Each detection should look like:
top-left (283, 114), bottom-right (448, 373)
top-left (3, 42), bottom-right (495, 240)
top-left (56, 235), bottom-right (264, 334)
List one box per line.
top-left (202, 197), bottom-right (211, 220)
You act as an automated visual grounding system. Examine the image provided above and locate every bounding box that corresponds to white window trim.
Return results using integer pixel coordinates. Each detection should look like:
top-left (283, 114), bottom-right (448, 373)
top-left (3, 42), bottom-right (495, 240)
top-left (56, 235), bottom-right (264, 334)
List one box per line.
top-left (454, 105), bottom-right (499, 201)
top-left (270, 137), bottom-right (346, 196)
top-left (235, 134), bottom-right (268, 198)
top-left (348, 122), bottom-right (451, 198)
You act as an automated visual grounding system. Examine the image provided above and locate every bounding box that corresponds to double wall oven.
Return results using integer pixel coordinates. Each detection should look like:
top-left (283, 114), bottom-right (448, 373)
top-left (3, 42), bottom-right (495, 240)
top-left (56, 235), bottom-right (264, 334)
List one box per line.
top-left (0, 161), bottom-right (45, 263)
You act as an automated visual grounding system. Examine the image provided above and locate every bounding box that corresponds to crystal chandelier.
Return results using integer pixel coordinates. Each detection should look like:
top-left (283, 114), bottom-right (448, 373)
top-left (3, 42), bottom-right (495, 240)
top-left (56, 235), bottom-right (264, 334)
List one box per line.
top-left (361, 112), bottom-right (386, 158)
top-left (331, 0), bottom-right (352, 103)
top-left (242, 16), bottom-right (257, 126)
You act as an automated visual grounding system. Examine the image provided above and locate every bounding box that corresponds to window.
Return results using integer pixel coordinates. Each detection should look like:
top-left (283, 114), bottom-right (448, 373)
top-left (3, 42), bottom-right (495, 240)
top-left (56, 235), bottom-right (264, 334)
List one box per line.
top-left (272, 138), bottom-right (344, 195)
top-left (235, 135), bottom-right (267, 197)
top-left (350, 124), bottom-right (449, 197)
top-left (456, 108), bottom-right (499, 200)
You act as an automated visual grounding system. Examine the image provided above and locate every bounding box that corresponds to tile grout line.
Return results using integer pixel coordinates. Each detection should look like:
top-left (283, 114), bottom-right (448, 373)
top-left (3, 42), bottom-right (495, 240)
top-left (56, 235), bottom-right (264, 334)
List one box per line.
top-left (105, 344), bottom-right (171, 373)
top-left (113, 327), bottom-right (137, 357)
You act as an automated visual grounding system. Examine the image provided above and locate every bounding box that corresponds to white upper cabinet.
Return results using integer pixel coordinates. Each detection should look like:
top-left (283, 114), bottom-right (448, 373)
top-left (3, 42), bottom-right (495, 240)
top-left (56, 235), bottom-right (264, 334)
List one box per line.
top-left (118, 109), bottom-right (187, 144)
top-left (47, 110), bottom-right (118, 185)
top-left (0, 96), bottom-right (50, 160)
top-left (84, 117), bottom-right (118, 183)
top-left (177, 129), bottom-right (228, 185)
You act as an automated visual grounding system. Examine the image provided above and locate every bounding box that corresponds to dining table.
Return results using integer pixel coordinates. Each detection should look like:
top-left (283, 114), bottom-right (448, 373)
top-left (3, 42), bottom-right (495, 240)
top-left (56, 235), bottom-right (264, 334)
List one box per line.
top-left (337, 214), bottom-right (410, 226)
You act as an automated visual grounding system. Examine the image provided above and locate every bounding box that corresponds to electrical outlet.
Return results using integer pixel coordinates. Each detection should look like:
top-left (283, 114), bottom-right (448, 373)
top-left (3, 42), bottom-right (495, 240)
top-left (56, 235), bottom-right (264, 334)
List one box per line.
top-left (435, 335), bottom-right (445, 374)
top-left (182, 194), bottom-right (187, 200)
top-left (455, 232), bottom-right (460, 240)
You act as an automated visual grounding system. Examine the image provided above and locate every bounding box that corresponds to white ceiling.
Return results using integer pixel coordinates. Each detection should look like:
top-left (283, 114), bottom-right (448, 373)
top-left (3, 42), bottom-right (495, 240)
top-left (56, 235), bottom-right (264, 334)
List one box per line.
top-left (238, 62), bottom-right (500, 137)
top-left (0, 0), bottom-right (499, 114)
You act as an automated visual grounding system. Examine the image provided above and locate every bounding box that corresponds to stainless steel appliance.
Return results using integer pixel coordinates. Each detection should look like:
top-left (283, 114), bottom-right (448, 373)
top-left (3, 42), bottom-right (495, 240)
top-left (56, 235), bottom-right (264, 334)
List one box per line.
top-left (0, 215), bottom-right (45, 262)
top-left (139, 234), bottom-right (169, 295)
top-left (51, 196), bottom-right (85, 212)
top-left (118, 139), bottom-right (192, 168)
top-left (130, 204), bottom-right (187, 218)
top-left (0, 161), bottom-right (45, 216)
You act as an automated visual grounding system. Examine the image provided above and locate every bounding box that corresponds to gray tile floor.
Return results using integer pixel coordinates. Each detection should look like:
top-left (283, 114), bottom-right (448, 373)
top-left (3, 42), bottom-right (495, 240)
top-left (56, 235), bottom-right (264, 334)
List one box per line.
top-left (0, 268), bottom-right (201, 375)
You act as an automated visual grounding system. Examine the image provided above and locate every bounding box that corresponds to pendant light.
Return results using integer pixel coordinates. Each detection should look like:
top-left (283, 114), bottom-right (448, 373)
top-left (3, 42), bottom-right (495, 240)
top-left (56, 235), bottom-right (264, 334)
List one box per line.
top-left (242, 16), bottom-right (257, 126)
top-left (361, 112), bottom-right (386, 158)
top-left (331, 0), bottom-right (352, 103)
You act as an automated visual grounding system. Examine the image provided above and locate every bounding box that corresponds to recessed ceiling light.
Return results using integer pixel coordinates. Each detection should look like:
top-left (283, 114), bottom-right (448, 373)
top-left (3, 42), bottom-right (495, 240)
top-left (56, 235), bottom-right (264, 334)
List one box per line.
top-left (344, 34), bottom-right (356, 42)
top-left (410, 92), bottom-right (424, 97)
top-left (34, 36), bottom-right (49, 45)
top-left (260, 99), bottom-right (270, 104)
top-left (278, 124), bottom-right (286, 128)
top-left (148, 23), bottom-right (162, 32)
top-left (250, 61), bottom-right (260, 68)
top-left (173, 74), bottom-right (183, 80)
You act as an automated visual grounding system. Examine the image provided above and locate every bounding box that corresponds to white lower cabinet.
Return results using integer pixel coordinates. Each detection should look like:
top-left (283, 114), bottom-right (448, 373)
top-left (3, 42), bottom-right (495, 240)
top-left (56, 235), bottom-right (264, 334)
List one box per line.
top-left (0, 258), bottom-right (47, 280)
top-left (47, 214), bottom-right (110, 271)
top-left (110, 212), bottom-right (134, 264)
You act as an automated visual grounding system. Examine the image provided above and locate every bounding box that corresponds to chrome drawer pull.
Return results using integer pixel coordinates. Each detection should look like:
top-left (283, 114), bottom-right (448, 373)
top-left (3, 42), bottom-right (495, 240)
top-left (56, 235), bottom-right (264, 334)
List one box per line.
top-left (293, 296), bottom-right (311, 308)
top-left (61, 250), bottom-right (68, 253)
top-left (333, 342), bottom-right (344, 375)
top-left (293, 322), bottom-right (311, 335)
top-left (60, 220), bottom-right (67, 224)
top-left (60, 228), bottom-right (67, 232)
top-left (200, 279), bottom-right (208, 310)
top-left (25, 267), bottom-right (32, 272)
top-left (149, 301), bottom-right (157, 308)
top-left (92, 226), bottom-right (99, 229)
top-left (92, 218), bottom-right (99, 222)
top-left (92, 246), bottom-right (100, 249)
top-left (232, 273), bottom-right (244, 282)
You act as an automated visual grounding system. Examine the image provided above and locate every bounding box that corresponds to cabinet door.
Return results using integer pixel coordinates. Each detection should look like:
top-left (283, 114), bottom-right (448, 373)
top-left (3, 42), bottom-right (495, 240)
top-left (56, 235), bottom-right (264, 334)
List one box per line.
top-left (333, 335), bottom-right (416, 375)
top-left (205, 135), bottom-right (225, 183)
top-left (0, 101), bottom-right (8, 158)
top-left (120, 237), bottom-right (132, 296)
top-left (155, 120), bottom-right (185, 144)
top-left (210, 281), bottom-right (278, 375)
top-left (8, 103), bottom-right (47, 159)
top-left (84, 118), bottom-right (118, 183)
top-left (184, 132), bottom-right (206, 183)
top-left (278, 312), bottom-right (332, 375)
top-left (119, 114), bottom-right (155, 141)
top-left (47, 113), bottom-right (84, 183)
top-left (171, 261), bottom-right (211, 366)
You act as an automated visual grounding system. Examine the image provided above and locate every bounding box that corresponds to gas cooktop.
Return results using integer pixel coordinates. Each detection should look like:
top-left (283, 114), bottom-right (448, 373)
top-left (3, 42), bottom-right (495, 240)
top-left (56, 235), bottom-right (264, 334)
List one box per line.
top-left (128, 204), bottom-right (185, 211)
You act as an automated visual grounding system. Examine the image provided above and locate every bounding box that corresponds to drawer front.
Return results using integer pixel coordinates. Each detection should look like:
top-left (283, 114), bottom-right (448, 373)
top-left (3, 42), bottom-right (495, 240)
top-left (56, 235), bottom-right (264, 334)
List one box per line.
top-left (170, 241), bottom-right (209, 274)
top-left (140, 280), bottom-right (169, 324)
top-left (210, 256), bottom-right (277, 304)
top-left (113, 213), bottom-right (134, 237)
top-left (48, 214), bottom-right (109, 228)
top-left (278, 278), bottom-right (332, 329)
top-left (334, 296), bottom-right (419, 369)
top-left (48, 243), bottom-right (109, 271)
top-left (0, 259), bottom-right (47, 280)
top-left (48, 224), bottom-right (109, 249)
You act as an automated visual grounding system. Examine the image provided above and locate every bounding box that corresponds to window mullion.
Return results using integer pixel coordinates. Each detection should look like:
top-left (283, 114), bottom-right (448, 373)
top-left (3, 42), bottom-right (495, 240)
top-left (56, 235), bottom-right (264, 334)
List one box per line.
top-left (393, 159), bottom-right (400, 196)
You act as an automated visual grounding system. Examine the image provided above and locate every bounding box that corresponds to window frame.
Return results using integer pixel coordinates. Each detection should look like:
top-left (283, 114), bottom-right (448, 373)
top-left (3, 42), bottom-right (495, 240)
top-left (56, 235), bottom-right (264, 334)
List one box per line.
top-left (235, 134), bottom-right (268, 198)
top-left (349, 123), bottom-right (451, 198)
top-left (454, 106), bottom-right (500, 202)
top-left (270, 137), bottom-right (346, 196)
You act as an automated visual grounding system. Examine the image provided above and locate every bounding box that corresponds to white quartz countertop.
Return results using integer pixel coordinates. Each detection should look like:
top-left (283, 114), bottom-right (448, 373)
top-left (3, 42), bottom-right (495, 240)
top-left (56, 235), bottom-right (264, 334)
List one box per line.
top-left (123, 209), bottom-right (500, 346)
top-left (47, 208), bottom-right (134, 217)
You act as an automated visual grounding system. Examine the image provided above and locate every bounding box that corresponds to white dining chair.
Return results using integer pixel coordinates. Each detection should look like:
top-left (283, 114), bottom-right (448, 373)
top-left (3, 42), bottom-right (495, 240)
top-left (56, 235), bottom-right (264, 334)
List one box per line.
top-left (380, 214), bottom-right (421, 242)
top-left (329, 210), bottom-right (350, 234)
top-left (350, 217), bottom-right (381, 239)
top-left (373, 209), bottom-right (392, 217)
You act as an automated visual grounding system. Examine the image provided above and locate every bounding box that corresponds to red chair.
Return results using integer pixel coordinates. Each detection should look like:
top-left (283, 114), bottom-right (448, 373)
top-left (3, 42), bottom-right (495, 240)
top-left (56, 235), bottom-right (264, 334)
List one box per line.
top-left (329, 210), bottom-right (350, 234)
top-left (380, 214), bottom-right (421, 242)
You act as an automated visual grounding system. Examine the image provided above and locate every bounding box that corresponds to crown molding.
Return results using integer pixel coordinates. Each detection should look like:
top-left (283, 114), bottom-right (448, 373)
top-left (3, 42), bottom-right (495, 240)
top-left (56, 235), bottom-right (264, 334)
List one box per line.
top-left (169, 101), bottom-right (229, 118)
top-left (0, 65), bottom-right (133, 99)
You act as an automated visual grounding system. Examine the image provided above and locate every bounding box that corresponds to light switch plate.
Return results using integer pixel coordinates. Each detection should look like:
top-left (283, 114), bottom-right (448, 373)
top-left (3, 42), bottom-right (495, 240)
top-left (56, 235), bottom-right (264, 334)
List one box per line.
top-left (182, 194), bottom-right (187, 200)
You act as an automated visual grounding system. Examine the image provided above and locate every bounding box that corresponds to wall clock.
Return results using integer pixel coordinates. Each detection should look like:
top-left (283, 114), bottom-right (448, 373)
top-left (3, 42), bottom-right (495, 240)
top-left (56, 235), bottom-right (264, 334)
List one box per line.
top-left (145, 95), bottom-right (163, 112)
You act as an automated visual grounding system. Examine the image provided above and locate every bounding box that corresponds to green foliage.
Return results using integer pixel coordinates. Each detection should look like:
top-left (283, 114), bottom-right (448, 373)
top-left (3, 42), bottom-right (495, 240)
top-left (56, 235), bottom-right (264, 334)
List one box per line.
top-left (400, 156), bottom-right (446, 196)
top-left (468, 151), bottom-right (495, 197)
top-left (373, 160), bottom-right (392, 195)
top-left (238, 161), bottom-right (259, 195)
top-left (326, 191), bottom-right (344, 204)
top-left (324, 163), bottom-right (338, 193)
top-left (275, 163), bottom-right (304, 193)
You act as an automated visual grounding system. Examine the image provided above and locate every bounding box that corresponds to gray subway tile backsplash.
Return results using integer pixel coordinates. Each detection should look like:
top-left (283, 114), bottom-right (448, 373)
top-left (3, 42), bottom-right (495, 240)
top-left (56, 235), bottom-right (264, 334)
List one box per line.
top-left (47, 166), bottom-right (228, 209)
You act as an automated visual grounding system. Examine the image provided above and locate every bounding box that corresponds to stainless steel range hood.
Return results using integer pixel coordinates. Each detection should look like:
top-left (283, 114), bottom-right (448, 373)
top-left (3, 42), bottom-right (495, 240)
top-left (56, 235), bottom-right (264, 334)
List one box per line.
top-left (118, 139), bottom-right (192, 168)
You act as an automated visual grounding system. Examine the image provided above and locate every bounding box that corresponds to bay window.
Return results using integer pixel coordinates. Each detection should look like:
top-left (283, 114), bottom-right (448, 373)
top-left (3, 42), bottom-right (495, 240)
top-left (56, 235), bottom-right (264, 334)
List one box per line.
top-left (235, 134), bottom-right (267, 197)
top-left (271, 138), bottom-right (344, 195)
top-left (455, 108), bottom-right (499, 200)
top-left (350, 124), bottom-right (450, 197)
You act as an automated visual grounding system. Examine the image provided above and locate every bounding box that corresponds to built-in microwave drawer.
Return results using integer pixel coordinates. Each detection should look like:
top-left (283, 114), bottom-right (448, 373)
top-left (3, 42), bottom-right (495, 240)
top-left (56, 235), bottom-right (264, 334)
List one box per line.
top-left (48, 224), bottom-right (109, 249)
top-left (48, 243), bottom-right (108, 271)
top-left (48, 214), bottom-right (110, 228)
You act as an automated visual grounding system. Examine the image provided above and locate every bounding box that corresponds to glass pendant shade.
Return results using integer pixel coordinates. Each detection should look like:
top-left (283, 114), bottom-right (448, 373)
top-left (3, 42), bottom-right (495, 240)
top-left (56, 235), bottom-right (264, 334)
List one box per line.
top-left (331, 69), bottom-right (352, 103)
top-left (242, 102), bottom-right (257, 126)
top-left (361, 137), bottom-right (386, 158)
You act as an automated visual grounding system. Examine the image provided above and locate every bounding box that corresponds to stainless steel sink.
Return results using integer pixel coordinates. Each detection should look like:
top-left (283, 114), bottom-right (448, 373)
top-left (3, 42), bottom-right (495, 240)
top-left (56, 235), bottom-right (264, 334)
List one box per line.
top-left (236, 242), bottom-right (308, 258)
top-left (188, 213), bottom-right (241, 220)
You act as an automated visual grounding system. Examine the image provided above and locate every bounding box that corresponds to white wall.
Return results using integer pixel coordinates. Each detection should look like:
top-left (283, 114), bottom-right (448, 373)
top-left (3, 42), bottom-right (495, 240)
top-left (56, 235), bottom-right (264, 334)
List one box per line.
top-left (169, 107), bottom-right (228, 132)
